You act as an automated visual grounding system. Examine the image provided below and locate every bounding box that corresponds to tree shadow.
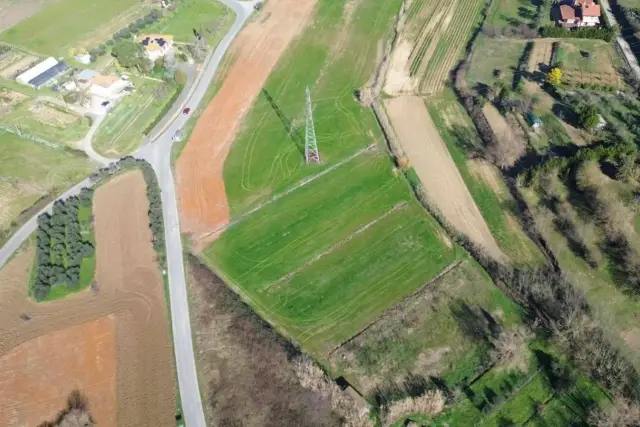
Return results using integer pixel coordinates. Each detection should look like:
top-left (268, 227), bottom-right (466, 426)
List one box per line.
top-left (261, 89), bottom-right (305, 157)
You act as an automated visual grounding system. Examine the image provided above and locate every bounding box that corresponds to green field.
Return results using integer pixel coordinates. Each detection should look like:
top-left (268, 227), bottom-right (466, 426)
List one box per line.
top-left (486, 0), bottom-right (538, 30)
top-left (467, 36), bottom-right (526, 88)
top-left (208, 152), bottom-right (459, 353)
top-left (94, 77), bottom-right (178, 156)
top-left (427, 92), bottom-right (543, 264)
top-left (223, 0), bottom-right (402, 214)
top-left (1, 100), bottom-right (91, 145)
top-left (556, 39), bottom-right (621, 73)
top-left (144, 0), bottom-right (234, 43)
top-left (0, 0), bottom-right (140, 56)
top-left (204, 0), bottom-right (472, 355)
top-left (0, 134), bottom-right (94, 237)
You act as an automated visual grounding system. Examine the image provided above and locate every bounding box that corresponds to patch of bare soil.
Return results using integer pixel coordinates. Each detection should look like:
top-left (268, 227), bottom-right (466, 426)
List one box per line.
top-left (0, 171), bottom-right (175, 427)
top-left (176, 0), bottom-right (318, 248)
top-left (0, 54), bottom-right (38, 79)
top-left (383, 38), bottom-right (415, 95)
top-left (527, 39), bottom-right (553, 73)
top-left (468, 159), bottom-right (507, 200)
top-left (186, 255), bottom-right (341, 427)
top-left (622, 328), bottom-right (640, 351)
top-left (385, 96), bottom-right (504, 260)
top-left (0, 0), bottom-right (53, 33)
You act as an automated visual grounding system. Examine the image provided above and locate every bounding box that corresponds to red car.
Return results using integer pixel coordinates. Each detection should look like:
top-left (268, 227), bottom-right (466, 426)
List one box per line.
top-left (183, 107), bottom-right (191, 115)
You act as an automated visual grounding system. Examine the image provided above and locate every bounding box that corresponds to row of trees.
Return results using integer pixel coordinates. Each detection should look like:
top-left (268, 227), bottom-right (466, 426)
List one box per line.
top-left (33, 190), bottom-right (95, 301)
top-left (540, 25), bottom-right (617, 42)
top-left (88, 9), bottom-right (162, 62)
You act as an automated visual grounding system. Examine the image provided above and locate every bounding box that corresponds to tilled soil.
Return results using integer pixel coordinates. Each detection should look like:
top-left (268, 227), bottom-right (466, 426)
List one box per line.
top-left (0, 171), bottom-right (175, 427)
top-left (176, 0), bottom-right (318, 248)
top-left (385, 96), bottom-right (504, 260)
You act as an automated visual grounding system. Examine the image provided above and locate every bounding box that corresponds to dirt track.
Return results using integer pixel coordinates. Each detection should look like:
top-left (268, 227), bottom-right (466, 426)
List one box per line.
top-left (176, 0), bottom-right (317, 247)
top-left (0, 171), bottom-right (175, 427)
top-left (385, 96), bottom-right (504, 260)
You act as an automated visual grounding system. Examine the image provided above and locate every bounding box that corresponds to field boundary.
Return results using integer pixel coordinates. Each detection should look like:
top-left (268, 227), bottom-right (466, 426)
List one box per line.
top-left (328, 259), bottom-right (463, 356)
top-left (266, 201), bottom-right (408, 291)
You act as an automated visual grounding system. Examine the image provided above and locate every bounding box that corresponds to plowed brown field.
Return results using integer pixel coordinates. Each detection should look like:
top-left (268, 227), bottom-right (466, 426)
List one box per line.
top-left (176, 0), bottom-right (317, 246)
top-left (0, 171), bottom-right (175, 427)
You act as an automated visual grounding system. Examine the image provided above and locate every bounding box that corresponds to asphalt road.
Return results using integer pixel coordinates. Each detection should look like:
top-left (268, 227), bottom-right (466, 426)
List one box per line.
top-left (0, 1), bottom-right (256, 426)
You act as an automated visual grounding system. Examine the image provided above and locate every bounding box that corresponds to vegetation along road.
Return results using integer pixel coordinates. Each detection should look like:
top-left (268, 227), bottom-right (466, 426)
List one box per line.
top-left (0, 1), bottom-right (257, 426)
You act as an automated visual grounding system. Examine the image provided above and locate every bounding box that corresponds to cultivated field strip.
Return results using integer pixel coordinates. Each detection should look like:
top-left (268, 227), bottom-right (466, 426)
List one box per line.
top-left (420, 0), bottom-right (484, 94)
top-left (266, 201), bottom-right (408, 290)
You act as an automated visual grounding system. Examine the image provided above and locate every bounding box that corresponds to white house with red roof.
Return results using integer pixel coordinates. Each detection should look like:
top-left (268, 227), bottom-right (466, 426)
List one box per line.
top-left (557, 0), bottom-right (601, 27)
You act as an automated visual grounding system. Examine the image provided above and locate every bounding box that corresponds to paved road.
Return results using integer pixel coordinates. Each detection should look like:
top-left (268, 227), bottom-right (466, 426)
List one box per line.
top-left (599, 0), bottom-right (640, 80)
top-left (0, 1), bottom-right (256, 426)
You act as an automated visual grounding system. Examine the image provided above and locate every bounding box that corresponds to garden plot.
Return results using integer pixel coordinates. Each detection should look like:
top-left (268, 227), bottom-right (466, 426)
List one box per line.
top-left (384, 0), bottom-right (485, 95)
top-left (0, 53), bottom-right (38, 79)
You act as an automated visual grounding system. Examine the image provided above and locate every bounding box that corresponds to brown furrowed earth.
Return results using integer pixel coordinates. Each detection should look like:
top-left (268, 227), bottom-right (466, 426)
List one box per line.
top-left (0, 171), bottom-right (175, 427)
top-left (176, 0), bottom-right (317, 248)
top-left (384, 95), bottom-right (504, 260)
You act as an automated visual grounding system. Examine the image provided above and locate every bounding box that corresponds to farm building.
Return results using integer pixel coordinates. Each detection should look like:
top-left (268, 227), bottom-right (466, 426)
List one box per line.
top-left (89, 74), bottom-right (129, 99)
top-left (16, 57), bottom-right (69, 89)
top-left (555, 0), bottom-right (600, 28)
top-left (136, 34), bottom-right (174, 61)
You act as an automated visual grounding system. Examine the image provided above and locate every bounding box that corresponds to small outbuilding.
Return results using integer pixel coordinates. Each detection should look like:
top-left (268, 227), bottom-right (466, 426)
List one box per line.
top-left (526, 112), bottom-right (543, 129)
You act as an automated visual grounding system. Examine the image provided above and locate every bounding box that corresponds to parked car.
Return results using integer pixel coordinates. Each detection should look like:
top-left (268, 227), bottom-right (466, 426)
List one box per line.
top-left (183, 107), bottom-right (191, 115)
top-left (101, 101), bottom-right (110, 107)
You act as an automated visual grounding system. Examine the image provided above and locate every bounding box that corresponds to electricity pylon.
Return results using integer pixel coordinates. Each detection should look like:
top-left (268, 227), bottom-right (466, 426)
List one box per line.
top-left (304, 87), bottom-right (320, 164)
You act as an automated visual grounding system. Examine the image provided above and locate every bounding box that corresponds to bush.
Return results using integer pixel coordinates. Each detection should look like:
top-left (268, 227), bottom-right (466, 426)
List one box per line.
top-left (540, 25), bottom-right (616, 42)
top-left (174, 69), bottom-right (187, 85)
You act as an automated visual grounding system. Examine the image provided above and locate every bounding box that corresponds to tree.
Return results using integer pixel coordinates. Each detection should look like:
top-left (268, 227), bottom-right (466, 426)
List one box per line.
top-left (580, 105), bottom-right (599, 132)
top-left (589, 396), bottom-right (640, 427)
top-left (154, 56), bottom-right (165, 71)
top-left (546, 67), bottom-right (562, 86)
top-left (111, 41), bottom-right (148, 73)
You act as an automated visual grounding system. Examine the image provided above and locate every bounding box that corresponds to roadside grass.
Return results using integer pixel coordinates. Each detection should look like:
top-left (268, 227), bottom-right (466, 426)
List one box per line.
top-left (222, 0), bottom-right (403, 215)
top-left (1, 100), bottom-right (91, 145)
top-left (143, 0), bottom-right (234, 43)
top-left (486, 0), bottom-right (538, 30)
top-left (94, 77), bottom-right (178, 156)
top-left (206, 150), bottom-right (459, 354)
top-left (467, 36), bottom-right (526, 88)
top-left (0, 133), bottom-right (94, 238)
top-left (0, 0), bottom-right (140, 56)
top-left (520, 184), bottom-right (640, 369)
top-left (427, 91), bottom-right (543, 264)
top-left (331, 260), bottom-right (523, 394)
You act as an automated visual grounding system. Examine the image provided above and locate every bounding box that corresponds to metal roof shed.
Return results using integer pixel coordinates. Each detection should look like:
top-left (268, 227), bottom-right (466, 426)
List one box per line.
top-left (16, 57), bottom-right (58, 85)
top-left (28, 61), bottom-right (69, 89)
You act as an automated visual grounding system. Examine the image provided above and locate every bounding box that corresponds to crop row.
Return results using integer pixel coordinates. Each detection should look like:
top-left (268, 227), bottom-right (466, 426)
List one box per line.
top-left (409, 1), bottom-right (454, 76)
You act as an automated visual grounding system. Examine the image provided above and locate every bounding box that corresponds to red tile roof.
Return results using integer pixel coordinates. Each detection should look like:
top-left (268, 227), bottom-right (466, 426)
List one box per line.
top-left (560, 4), bottom-right (576, 20)
top-left (582, 3), bottom-right (601, 17)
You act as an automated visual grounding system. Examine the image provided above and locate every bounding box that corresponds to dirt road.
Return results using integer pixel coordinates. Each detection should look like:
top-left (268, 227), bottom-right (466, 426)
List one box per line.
top-left (385, 96), bottom-right (504, 260)
top-left (176, 0), bottom-right (317, 247)
top-left (0, 171), bottom-right (175, 427)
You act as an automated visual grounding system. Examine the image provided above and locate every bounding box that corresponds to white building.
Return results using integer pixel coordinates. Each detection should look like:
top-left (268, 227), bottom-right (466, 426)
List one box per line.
top-left (16, 57), bottom-right (69, 88)
top-left (89, 74), bottom-right (129, 99)
top-left (136, 34), bottom-right (174, 61)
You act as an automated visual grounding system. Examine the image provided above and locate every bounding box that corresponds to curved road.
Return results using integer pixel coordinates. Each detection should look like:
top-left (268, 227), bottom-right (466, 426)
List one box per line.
top-left (0, 1), bottom-right (256, 426)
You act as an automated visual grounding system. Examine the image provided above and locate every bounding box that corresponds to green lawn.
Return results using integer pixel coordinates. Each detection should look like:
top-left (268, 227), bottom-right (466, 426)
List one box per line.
top-left (1, 100), bottom-right (91, 145)
top-left (0, 134), bottom-right (94, 235)
top-left (207, 152), bottom-right (459, 353)
top-left (223, 0), bottom-right (402, 215)
top-left (144, 0), bottom-right (234, 43)
top-left (486, 0), bottom-right (538, 29)
top-left (0, 0), bottom-right (139, 56)
top-left (94, 77), bottom-right (178, 156)
top-left (467, 36), bottom-right (526, 88)
top-left (427, 92), bottom-right (543, 264)
top-left (556, 39), bottom-right (621, 73)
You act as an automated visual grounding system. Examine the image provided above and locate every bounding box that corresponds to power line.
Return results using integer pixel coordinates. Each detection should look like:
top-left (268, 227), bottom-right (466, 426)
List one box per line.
top-left (304, 87), bottom-right (320, 164)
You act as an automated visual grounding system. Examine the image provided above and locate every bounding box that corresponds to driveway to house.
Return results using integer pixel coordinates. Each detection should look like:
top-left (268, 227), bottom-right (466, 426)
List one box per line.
top-left (0, 1), bottom-right (257, 427)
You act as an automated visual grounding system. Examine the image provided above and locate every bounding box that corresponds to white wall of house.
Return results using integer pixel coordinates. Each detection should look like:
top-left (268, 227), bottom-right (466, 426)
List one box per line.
top-left (581, 16), bottom-right (600, 26)
top-left (89, 79), bottom-right (129, 99)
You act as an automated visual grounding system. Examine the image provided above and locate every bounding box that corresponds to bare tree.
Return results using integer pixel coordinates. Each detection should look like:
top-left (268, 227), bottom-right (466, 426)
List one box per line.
top-left (589, 395), bottom-right (640, 427)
